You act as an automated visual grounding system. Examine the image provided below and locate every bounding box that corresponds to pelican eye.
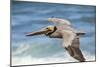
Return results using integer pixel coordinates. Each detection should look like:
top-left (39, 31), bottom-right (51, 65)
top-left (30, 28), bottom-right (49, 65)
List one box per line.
top-left (46, 28), bottom-right (48, 29)
top-left (46, 28), bottom-right (49, 30)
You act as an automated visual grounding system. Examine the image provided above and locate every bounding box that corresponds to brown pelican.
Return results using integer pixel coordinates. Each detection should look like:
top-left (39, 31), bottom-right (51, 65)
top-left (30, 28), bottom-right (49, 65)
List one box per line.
top-left (26, 18), bottom-right (86, 62)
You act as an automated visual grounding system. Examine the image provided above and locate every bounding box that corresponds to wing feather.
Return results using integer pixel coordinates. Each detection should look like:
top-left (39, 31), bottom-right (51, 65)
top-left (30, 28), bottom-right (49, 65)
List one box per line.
top-left (61, 30), bottom-right (76, 47)
top-left (48, 18), bottom-right (71, 26)
top-left (61, 30), bottom-right (85, 62)
top-left (70, 38), bottom-right (85, 61)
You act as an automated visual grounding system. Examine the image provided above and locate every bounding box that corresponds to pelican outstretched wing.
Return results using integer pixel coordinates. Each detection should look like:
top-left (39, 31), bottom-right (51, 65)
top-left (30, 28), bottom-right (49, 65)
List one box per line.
top-left (48, 18), bottom-right (71, 26)
top-left (61, 30), bottom-right (76, 47)
top-left (61, 30), bottom-right (85, 62)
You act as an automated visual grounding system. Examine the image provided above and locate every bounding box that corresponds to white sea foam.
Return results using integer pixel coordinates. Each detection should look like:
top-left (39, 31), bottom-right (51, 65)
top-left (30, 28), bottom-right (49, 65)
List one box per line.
top-left (12, 44), bottom-right (30, 55)
top-left (12, 44), bottom-right (95, 66)
top-left (12, 53), bottom-right (74, 66)
top-left (12, 51), bottom-right (95, 66)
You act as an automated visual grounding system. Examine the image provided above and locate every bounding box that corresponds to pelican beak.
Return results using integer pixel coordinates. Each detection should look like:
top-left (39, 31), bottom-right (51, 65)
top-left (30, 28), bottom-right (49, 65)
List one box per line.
top-left (26, 29), bottom-right (50, 36)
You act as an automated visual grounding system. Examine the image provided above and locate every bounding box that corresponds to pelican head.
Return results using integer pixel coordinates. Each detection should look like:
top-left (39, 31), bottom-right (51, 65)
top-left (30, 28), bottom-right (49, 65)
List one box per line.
top-left (26, 25), bottom-right (57, 36)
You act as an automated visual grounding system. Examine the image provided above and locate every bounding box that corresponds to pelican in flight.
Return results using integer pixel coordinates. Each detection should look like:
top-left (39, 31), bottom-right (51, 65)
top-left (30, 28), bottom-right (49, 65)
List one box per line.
top-left (26, 18), bottom-right (86, 62)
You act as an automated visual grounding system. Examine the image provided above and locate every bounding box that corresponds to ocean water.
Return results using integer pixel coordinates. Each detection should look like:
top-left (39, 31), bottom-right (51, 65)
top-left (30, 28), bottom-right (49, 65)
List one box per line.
top-left (11, 1), bottom-right (96, 66)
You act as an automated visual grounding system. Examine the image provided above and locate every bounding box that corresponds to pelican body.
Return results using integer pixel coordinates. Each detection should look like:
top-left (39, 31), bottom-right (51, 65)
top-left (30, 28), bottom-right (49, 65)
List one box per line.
top-left (26, 18), bottom-right (86, 62)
